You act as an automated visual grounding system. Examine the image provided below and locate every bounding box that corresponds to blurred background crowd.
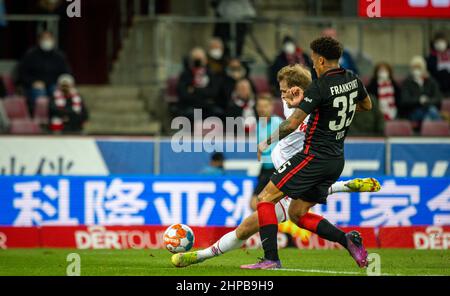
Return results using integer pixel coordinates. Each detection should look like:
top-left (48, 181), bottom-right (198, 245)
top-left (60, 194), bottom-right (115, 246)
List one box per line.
top-left (0, 0), bottom-right (449, 136)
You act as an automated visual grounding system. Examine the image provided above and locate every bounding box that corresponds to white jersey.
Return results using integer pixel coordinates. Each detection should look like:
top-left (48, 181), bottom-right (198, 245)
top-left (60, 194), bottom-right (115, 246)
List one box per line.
top-left (271, 100), bottom-right (309, 169)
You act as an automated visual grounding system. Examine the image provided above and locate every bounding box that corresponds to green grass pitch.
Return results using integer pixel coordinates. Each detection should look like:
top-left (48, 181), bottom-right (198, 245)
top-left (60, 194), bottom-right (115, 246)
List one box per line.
top-left (0, 248), bottom-right (449, 276)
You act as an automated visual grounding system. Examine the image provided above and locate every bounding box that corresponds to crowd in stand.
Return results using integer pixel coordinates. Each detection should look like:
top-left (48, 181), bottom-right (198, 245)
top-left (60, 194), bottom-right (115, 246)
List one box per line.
top-left (173, 29), bottom-right (450, 136)
top-left (1, 25), bottom-right (449, 136)
top-left (0, 31), bottom-right (88, 134)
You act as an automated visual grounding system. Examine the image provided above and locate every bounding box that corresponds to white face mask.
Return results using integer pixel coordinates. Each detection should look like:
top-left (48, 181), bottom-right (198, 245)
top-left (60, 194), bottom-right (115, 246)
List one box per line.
top-left (209, 48), bottom-right (223, 60)
top-left (284, 42), bottom-right (296, 55)
top-left (40, 39), bottom-right (55, 51)
top-left (377, 70), bottom-right (389, 81)
top-left (412, 68), bottom-right (423, 79)
top-left (434, 40), bottom-right (448, 52)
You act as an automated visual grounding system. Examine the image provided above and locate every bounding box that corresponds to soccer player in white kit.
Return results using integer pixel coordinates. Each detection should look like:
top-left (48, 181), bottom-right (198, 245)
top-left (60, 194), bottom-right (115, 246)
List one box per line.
top-left (171, 64), bottom-right (380, 268)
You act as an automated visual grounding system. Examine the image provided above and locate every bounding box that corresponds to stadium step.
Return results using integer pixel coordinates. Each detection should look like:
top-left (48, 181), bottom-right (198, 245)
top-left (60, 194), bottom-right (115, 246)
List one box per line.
top-left (78, 85), bottom-right (161, 135)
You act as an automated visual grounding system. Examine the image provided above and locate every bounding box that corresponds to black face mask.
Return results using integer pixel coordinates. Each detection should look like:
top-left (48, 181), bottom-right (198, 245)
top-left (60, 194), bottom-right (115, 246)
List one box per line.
top-left (193, 59), bottom-right (203, 68)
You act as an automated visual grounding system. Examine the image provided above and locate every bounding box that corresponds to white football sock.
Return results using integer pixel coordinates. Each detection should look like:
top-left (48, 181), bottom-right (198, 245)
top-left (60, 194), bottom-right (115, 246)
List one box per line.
top-left (328, 181), bottom-right (351, 195)
top-left (196, 230), bottom-right (244, 261)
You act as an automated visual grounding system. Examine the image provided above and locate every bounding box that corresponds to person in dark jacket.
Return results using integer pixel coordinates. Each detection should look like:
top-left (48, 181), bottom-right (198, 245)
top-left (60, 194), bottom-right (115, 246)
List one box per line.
top-left (426, 32), bottom-right (450, 96)
top-left (226, 78), bottom-right (256, 133)
top-left (0, 75), bottom-right (6, 98)
top-left (269, 36), bottom-right (313, 96)
top-left (400, 56), bottom-right (442, 123)
top-left (176, 47), bottom-right (223, 123)
top-left (18, 31), bottom-right (71, 114)
top-left (49, 74), bottom-right (88, 134)
top-left (219, 58), bottom-right (256, 110)
top-left (366, 62), bottom-right (401, 120)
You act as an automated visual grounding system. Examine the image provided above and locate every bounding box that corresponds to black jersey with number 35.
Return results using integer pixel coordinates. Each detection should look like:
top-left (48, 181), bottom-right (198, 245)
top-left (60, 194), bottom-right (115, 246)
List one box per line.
top-left (298, 68), bottom-right (368, 159)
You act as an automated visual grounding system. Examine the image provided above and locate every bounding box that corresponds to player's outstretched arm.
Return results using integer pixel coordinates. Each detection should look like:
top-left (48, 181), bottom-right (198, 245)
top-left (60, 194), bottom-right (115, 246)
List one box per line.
top-left (356, 95), bottom-right (372, 112)
top-left (258, 108), bottom-right (308, 160)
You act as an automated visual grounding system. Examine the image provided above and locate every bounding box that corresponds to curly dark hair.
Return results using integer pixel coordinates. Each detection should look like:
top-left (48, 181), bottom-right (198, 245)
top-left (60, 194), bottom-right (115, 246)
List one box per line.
top-left (310, 37), bottom-right (343, 61)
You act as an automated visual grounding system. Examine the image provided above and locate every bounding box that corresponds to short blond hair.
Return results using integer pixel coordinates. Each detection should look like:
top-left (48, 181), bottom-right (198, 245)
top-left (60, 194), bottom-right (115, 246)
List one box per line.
top-left (277, 64), bottom-right (312, 90)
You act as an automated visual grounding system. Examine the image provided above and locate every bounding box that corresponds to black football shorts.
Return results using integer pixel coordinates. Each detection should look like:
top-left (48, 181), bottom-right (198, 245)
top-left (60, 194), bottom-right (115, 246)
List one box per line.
top-left (270, 152), bottom-right (345, 204)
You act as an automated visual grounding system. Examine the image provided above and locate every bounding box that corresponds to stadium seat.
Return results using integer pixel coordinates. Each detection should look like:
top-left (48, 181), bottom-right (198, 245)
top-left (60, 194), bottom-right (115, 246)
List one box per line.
top-left (9, 119), bottom-right (42, 134)
top-left (166, 76), bottom-right (178, 97)
top-left (441, 99), bottom-right (450, 114)
top-left (251, 76), bottom-right (271, 94)
top-left (33, 96), bottom-right (49, 125)
top-left (2, 74), bottom-right (16, 96)
top-left (384, 120), bottom-right (413, 136)
top-left (420, 120), bottom-right (450, 136)
top-left (273, 99), bottom-right (285, 119)
top-left (2, 97), bottom-right (30, 120)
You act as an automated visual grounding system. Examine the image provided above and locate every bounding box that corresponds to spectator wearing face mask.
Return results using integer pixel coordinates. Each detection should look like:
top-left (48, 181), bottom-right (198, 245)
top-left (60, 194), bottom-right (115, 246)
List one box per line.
top-left (220, 58), bottom-right (256, 110)
top-left (49, 74), bottom-right (88, 134)
top-left (426, 32), bottom-right (450, 96)
top-left (226, 78), bottom-right (257, 133)
top-left (367, 62), bottom-right (401, 120)
top-left (269, 36), bottom-right (313, 97)
top-left (18, 31), bottom-right (71, 115)
top-left (400, 56), bottom-right (442, 124)
top-left (176, 47), bottom-right (223, 123)
top-left (207, 38), bottom-right (227, 76)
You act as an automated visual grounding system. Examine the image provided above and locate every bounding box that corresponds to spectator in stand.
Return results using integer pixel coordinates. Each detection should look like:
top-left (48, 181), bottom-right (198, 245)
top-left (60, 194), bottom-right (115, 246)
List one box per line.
top-left (211, 0), bottom-right (256, 57)
top-left (220, 57), bottom-right (256, 110)
top-left (367, 62), bottom-right (401, 120)
top-left (322, 27), bottom-right (359, 75)
top-left (0, 75), bottom-right (6, 97)
top-left (426, 32), bottom-right (450, 96)
top-left (18, 31), bottom-right (71, 115)
top-left (400, 56), bottom-right (442, 125)
top-left (200, 152), bottom-right (225, 175)
top-left (49, 74), bottom-right (88, 134)
top-left (226, 78), bottom-right (256, 133)
top-left (269, 36), bottom-right (313, 96)
top-left (176, 47), bottom-right (223, 123)
top-left (207, 37), bottom-right (227, 76)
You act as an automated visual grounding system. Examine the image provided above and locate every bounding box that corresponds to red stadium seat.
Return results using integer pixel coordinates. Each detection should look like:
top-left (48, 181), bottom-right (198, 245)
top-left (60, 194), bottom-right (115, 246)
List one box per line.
top-left (420, 120), bottom-right (450, 136)
top-left (2, 74), bottom-right (16, 96)
top-left (33, 96), bottom-right (49, 125)
top-left (273, 99), bottom-right (285, 119)
top-left (441, 99), bottom-right (450, 114)
top-left (2, 97), bottom-right (30, 120)
top-left (384, 120), bottom-right (413, 136)
top-left (166, 76), bottom-right (178, 97)
top-left (9, 119), bottom-right (42, 134)
top-left (251, 76), bottom-right (271, 94)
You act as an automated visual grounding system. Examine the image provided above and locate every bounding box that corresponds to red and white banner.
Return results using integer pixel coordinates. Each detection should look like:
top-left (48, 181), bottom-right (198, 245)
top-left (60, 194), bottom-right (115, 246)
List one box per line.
top-left (1, 225), bottom-right (449, 249)
top-left (378, 226), bottom-right (450, 249)
top-left (293, 227), bottom-right (378, 250)
top-left (40, 226), bottom-right (234, 249)
top-left (0, 227), bottom-right (41, 249)
top-left (359, 0), bottom-right (450, 18)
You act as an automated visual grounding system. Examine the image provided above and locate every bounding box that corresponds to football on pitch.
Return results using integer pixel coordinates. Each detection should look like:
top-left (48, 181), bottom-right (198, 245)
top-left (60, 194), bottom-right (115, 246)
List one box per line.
top-left (163, 223), bottom-right (195, 253)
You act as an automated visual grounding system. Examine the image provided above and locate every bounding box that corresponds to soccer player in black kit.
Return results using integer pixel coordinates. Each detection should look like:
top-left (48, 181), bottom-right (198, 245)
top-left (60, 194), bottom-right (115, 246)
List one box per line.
top-left (241, 37), bottom-right (374, 270)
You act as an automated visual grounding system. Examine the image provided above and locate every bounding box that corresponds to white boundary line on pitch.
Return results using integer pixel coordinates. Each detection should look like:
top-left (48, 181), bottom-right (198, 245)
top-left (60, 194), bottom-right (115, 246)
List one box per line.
top-left (274, 268), bottom-right (363, 275)
top-left (272, 268), bottom-right (446, 276)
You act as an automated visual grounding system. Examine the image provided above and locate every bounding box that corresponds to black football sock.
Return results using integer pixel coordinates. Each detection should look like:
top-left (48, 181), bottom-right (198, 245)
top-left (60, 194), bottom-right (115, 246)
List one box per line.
top-left (257, 202), bottom-right (279, 261)
top-left (259, 224), bottom-right (279, 261)
top-left (316, 219), bottom-right (347, 248)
